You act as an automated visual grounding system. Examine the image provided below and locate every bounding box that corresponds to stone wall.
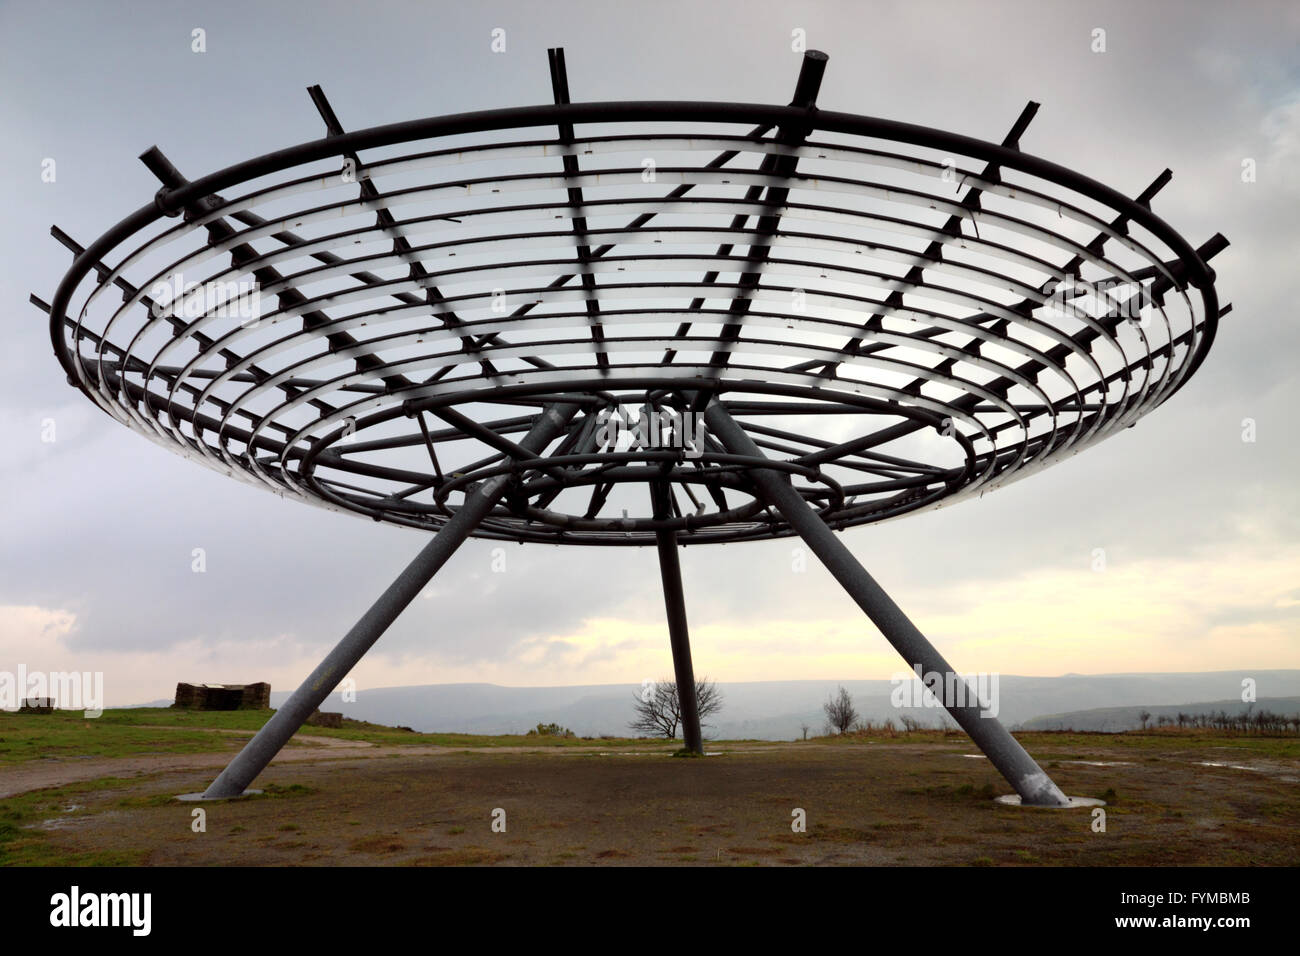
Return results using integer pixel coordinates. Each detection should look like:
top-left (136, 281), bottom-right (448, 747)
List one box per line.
top-left (173, 682), bottom-right (271, 711)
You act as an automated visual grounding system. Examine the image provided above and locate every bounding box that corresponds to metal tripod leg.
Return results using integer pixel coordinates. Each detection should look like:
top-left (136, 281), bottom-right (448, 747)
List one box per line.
top-left (199, 402), bottom-right (580, 798)
top-left (650, 479), bottom-right (704, 754)
top-left (702, 398), bottom-right (1069, 806)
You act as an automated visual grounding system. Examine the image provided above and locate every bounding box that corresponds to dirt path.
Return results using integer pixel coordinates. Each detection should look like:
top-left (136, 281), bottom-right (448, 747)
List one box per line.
top-left (130, 726), bottom-right (372, 748)
top-left (0, 736), bottom-right (826, 800)
top-left (1, 742), bottom-right (417, 799)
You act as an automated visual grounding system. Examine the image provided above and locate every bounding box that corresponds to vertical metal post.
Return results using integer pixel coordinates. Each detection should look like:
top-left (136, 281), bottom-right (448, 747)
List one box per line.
top-left (650, 479), bottom-right (704, 754)
top-left (200, 402), bottom-right (579, 798)
top-left (702, 398), bottom-right (1070, 806)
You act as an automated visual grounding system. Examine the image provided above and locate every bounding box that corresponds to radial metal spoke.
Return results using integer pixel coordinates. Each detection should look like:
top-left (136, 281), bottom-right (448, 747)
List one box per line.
top-left (708, 50), bottom-right (826, 370)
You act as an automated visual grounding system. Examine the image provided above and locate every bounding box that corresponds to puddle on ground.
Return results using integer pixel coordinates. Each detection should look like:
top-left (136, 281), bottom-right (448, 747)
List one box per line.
top-left (1196, 761), bottom-right (1299, 781)
top-left (956, 755), bottom-right (1132, 767)
top-left (560, 750), bottom-right (730, 757)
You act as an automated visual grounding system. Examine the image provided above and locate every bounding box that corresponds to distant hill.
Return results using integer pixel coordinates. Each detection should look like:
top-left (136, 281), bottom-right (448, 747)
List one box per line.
top-left (233, 670), bottom-right (1300, 741)
top-left (1021, 697), bottom-right (1300, 732)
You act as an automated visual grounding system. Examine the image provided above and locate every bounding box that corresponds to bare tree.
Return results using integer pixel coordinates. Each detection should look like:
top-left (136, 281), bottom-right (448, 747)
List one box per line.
top-left (630, 677), bottom-right (723, 739)
top-left (1138, 709), bottom-right (1152, 731)
top-left (824, 685), bottom-right (858, 734)
top-left (799, 723), bottom-right (810, 741)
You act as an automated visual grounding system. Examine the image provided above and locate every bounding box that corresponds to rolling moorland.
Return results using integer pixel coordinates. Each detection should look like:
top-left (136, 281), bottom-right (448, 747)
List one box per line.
top-left (123, 670), bottom-right (1300, 740)
top-left (2, 706), bottom-right (1298, 866)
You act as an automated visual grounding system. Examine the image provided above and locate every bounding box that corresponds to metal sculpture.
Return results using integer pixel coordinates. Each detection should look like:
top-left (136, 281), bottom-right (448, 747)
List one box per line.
top-left (39, 49), bottom-right (1229, 806)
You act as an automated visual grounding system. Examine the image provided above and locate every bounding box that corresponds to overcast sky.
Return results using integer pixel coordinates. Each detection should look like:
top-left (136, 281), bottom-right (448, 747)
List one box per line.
top-left (1, 0), bottom-right (1297, 707)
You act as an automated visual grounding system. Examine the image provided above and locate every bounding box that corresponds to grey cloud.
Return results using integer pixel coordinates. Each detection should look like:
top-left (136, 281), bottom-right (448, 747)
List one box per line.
top-left (1, 0), bottom-right (1295, 680)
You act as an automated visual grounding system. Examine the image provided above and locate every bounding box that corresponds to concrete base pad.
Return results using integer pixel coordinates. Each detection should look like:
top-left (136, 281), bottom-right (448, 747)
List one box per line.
top-left (995, 794), bottom-right (1105, 808)
top-left (176, 789), bottom-right (262, 801)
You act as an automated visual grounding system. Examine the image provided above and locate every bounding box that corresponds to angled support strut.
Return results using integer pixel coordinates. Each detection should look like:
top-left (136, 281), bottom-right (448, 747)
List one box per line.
top-left (701, 397), bottom-right (1069, 806)
top-left (200, 402), bottom-right (580, 798)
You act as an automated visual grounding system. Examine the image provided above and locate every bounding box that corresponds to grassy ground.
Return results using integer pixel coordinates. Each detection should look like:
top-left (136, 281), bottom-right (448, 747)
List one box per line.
top-left (0, 707), bottom-right (659, 766)
top-left (3, 710), bottom-right (1298, 866)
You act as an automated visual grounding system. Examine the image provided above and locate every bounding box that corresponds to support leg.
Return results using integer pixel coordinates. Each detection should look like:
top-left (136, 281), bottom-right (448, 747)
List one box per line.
top-left (702, 398), bottom-right (1069, 806)
top-left (200, 402), bottom-right (580, 798)
top-left (651, 480), bottom-right (703, 754)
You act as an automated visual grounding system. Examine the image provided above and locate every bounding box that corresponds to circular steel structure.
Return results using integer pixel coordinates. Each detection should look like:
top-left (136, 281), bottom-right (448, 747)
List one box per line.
top-left (46, 76), bottom-right (1224, 548)
top-left (41, 48), bottom-right (1230, 806)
